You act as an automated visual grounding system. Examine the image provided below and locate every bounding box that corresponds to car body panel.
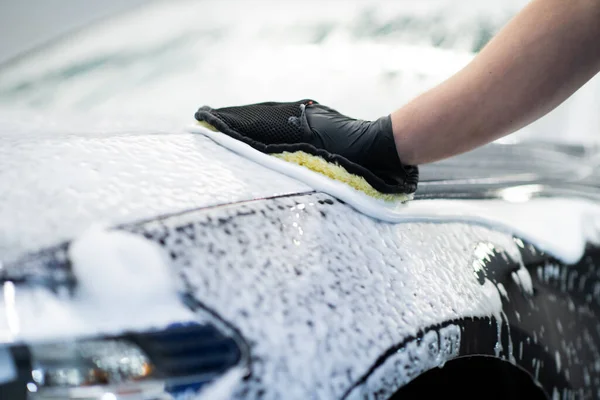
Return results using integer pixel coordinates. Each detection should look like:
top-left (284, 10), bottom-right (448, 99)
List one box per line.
top-left (0, 111), bottom-right (312, 263)
top-left (1, 1), bottom-right (600, 397)
top-left (3, 187), bottom-right (600, 398)
top-left (123, 193), bottom-right (600, 399)
top-left (3, 113), bottom-right (600, 399)
top-left (2, 108), bottom-right (598, 264)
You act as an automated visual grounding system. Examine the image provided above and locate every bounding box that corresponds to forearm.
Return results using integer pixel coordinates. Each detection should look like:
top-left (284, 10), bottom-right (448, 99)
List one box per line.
top-left (392, 0), bottom-right (600, 165)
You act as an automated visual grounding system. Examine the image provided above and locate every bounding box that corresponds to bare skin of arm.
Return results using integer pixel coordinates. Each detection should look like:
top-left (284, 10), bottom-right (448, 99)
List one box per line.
top-left (392, 0), bottom-right (600, 165)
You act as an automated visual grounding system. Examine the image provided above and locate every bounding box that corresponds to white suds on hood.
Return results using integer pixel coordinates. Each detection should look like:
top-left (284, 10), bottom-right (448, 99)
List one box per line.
top-left (67, 225), bottom-right (197, 333)
top-left (69, 225), bottom-right (180, 311)
top-left (401, 197), bottom-right (600, 265)
top-left (0, 226), bottom-right (196, 342)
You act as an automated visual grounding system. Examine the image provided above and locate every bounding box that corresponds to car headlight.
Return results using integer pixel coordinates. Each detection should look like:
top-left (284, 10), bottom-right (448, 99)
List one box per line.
top-left (28, 338), bottom-right (158, 399)
top-left (0, 322), bottom-right (249, 400)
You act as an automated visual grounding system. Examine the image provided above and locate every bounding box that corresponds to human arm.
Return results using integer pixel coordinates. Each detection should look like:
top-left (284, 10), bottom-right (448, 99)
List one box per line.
top-left (392, 0), bottom-right (600, 165)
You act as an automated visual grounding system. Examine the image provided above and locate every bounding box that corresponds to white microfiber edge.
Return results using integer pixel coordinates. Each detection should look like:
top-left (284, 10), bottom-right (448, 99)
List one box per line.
top-left (188, 124), bottom-right (412, 216)
top-left (187, 124), bottom-right (600, 264)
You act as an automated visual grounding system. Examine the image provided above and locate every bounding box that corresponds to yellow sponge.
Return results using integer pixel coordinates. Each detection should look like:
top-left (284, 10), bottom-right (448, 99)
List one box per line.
top-left (272, 151), bottom-right (408, 202)
top-left (196, 121), bottom-right (409, 203)
top-left (197, 121), bottom-right (219, 132)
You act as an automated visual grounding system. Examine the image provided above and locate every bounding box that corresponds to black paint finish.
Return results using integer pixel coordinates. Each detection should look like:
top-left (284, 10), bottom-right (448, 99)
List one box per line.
top-left (3, 192), bottom-right (600, 399)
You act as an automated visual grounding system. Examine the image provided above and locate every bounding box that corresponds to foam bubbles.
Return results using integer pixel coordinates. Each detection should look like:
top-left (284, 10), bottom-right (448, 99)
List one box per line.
top-left (69, 225), bottom-right (179, 310)
top-left (0, 226), bottom-right (196, 342)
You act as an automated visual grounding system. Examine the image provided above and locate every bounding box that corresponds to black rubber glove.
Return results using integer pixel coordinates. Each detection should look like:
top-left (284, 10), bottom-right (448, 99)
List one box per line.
top-left (195, 100), bottom-right (418, 194)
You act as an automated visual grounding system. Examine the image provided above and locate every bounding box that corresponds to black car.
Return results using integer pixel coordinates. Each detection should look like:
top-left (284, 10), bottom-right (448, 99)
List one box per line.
top-left (1, 1), bottom-right (599, 399)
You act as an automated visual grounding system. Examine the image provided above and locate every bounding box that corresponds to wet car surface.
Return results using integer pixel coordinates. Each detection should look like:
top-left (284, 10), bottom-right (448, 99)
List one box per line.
top-left (1, 1), bottom-right (600, 399)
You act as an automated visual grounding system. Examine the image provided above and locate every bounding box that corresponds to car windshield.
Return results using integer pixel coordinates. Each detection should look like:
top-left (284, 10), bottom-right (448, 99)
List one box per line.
top-left (0, 0), bottom-right (597, 143)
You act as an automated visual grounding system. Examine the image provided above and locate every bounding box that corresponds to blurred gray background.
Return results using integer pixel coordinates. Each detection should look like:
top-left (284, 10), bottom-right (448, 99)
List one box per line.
top-left (0, 0), bottom-right (149, 63)
top-left (0, 0), bottom-right (597, 144)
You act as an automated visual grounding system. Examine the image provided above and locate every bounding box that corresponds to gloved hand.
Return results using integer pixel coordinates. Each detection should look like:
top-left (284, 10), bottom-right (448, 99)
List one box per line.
top-left (195, 100), bottom-right (418, 194)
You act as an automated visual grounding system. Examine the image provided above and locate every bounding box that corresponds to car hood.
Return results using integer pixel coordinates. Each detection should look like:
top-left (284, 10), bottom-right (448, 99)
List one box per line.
top-left (0, 110), bottom-right (313, 263)
top-left (3, 109), bottom-right (599, 263)
top-left (3, 111), bottom-right (600, 400)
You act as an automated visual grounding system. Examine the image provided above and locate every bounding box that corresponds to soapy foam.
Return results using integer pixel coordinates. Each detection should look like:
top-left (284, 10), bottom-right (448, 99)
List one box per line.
top-left (0, 191), bottom-right (594, 397)
top-left (132, 193), bottom-right (525, 398)
top-left (188, 123), bottom-right (414, 210)
top-left (0, 226), bottom-right (196, 342)
top-left (402, 198), bottom-right (600, 265)
top-left (345, 324), bottom-right (461, 399)
top-left (190, 124), bottom-right (600, 264)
